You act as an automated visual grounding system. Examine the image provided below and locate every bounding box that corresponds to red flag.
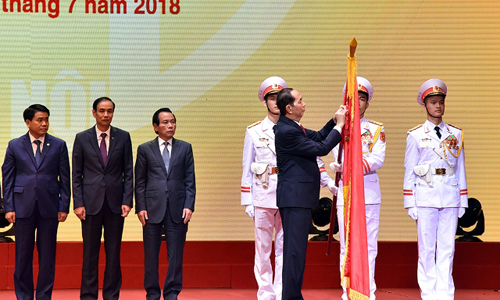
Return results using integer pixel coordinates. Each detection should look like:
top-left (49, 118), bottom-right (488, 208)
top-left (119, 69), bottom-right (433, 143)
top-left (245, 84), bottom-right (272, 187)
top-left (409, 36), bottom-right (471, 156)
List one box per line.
top-left (340, 39), bottom-right (370, 300)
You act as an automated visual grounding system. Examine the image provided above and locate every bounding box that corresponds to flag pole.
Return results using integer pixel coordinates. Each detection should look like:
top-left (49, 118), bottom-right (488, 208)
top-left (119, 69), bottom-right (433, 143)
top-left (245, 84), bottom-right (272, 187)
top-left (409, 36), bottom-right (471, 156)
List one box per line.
top-left (326, 145), bottom-right (343, 256)
top-left (326, 38), bottom-right (357, 256)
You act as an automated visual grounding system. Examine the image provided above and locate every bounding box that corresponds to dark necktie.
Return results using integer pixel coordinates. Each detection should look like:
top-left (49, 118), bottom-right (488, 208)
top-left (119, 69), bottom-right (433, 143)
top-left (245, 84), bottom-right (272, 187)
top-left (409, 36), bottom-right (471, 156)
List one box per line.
top-left (300, 124), bottom-right (306, 136)
top-left (434, 126), bottom-right (441, 139)
top-left (100, 133), bottom-right (107, 165)
top-left (162, 142), bottom-right (170, 173)
top-left (34, 140), bottom-right (41, 167)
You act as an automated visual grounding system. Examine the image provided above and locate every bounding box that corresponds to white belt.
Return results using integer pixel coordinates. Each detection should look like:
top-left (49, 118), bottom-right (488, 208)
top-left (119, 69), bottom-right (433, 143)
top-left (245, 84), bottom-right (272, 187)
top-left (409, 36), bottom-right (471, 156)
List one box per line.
top-left (431, 167), bottom-right (454, 175)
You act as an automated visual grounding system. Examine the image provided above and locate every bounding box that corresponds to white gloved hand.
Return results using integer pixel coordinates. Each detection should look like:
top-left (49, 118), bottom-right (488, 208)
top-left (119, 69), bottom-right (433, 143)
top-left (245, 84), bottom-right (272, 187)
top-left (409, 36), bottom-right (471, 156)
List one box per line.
top-left (327, 180), bottom-right (338, 196)
top-left (408, 207), bottom-right (418, 220)
top-left (245, 205), bottom-right (255, 218)
top-left (330, 162), bottom-right (343, 173)
top-left (459, 207), bottom-right (466, 218)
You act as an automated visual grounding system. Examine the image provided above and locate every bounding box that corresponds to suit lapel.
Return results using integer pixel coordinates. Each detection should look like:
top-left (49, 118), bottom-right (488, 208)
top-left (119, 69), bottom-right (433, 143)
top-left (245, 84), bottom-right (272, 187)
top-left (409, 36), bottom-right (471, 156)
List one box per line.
top-left (424, 123), bottom-right (440, 143)
top-left (22, 133), bottom-right (37, 168)
top-left (88, 127), bottom-right (106, 168)
top-left (167, 138), bottom-right (179, 178)
top-left (37, 133), bottom-right (52, 167)
top-left (107, 126), bottom-right (117, 165)
top-left (150, 137), bottom-right (168, 176)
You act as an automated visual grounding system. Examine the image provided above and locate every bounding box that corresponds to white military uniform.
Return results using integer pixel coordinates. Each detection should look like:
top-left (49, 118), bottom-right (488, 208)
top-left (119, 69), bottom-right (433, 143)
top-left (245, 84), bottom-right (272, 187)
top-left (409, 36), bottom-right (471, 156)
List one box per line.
top-left (241, 116), bottom-right (283, 300)
top-left (403, 120), bottom-right (467, 300)
top-left (334, 117), bottom-right (385, 300)
top-left (241, 116), bottom-right (334, 300)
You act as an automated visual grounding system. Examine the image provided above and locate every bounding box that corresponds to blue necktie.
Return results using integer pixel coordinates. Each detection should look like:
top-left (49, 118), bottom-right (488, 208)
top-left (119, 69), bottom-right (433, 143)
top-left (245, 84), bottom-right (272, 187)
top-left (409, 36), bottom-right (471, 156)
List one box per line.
top-left (100, 133), bottom-right (108, 165)
top-left (162, 142), bottom-right (170, 173)
top-left (34, 140), bottom-right (41, 167)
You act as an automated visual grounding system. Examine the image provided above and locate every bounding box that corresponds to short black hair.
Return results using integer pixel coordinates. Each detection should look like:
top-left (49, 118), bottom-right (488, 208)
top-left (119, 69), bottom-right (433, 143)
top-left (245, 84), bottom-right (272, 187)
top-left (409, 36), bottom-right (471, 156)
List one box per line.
top-left (152, 108), bottom-right (176, 134)
top-left (423, 94), bottom-right (446, 105)
top-left (93, 97), bottom-right (115, 111)
top-left (423, 94), bottom-right (446, 103)
top-left (358, 91), bottom-right (369, 99)
top-left (23, 104), bottom-right (50, 121)
top-left (264, 91), bottom-right (279, 101)
top-left (277, 88), bottom-right (295, 116)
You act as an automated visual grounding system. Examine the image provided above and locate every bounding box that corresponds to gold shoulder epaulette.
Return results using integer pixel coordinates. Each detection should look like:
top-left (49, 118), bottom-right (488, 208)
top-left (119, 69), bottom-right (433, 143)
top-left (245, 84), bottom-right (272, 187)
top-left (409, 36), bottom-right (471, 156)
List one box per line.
top-left (407, 124), bottom-right (422, 133)
top-left (368, 120), bottom-right (383, 126)
top-left (447, 123), bottom-right (462, 131)
top-left (247, 121), bottom-right (261, 129)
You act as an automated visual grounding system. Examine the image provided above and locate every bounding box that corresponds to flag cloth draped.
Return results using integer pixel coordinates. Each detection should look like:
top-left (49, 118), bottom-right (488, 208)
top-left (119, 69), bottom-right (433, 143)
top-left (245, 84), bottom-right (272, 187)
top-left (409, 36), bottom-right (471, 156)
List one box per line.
top-left (340, 49), bottom-right (370, 300)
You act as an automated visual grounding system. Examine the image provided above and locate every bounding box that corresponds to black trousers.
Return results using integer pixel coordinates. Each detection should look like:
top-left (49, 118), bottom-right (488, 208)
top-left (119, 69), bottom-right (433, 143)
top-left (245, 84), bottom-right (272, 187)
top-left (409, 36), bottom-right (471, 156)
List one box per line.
top-left (279, 207), bottom-right (312, 300)
top-left (80, 198), bottom-right (124, 300)
top-left (143, 202), bottom-right (187, 300)
top-left (14, 202), bottom-right (59, 300)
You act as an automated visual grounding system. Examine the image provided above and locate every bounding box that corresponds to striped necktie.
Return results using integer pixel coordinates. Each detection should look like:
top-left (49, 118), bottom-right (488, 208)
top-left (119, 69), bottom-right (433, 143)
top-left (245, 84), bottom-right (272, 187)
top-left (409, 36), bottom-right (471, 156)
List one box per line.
top-left (162, 141), bottom-right (170, 173)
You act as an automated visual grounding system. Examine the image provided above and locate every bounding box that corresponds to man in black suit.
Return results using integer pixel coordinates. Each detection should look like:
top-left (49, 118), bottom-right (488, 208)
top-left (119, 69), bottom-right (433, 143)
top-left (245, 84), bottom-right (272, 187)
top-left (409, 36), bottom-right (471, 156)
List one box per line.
top-left (2, 104), bottom-right (71, 300)
top-left (72, 97), bottom-right (133, 300)
top-left (274, 88), bottom-right (346, 300)
top-left (135, 108), bottom-right (195, 300)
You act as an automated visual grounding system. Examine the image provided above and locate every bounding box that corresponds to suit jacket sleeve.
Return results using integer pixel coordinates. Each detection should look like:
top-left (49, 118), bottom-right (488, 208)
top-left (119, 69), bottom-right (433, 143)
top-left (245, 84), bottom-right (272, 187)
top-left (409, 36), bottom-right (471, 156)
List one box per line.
top-left (72, 134), bottom-right (84, 208)
top-left (183, 143), bottom-right (196, 212)
top-left (122, 132), bottom-right (134, 207)
top-left (134, 144), bottom-right (147, 213)
top-left (281, 120), bottom-right (341, 157)
top-left (305, 119), bottom-right (336, 142)
top-left (58, 140), bottom-right (71, 213)
top-left (2, 141), bottom-right (16, 212)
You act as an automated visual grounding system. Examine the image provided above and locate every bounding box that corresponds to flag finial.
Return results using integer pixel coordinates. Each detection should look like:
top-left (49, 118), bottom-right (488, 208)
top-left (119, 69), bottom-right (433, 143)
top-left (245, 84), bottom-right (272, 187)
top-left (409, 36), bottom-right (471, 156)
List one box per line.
top-left (349, 38), bottom-right (357, 58)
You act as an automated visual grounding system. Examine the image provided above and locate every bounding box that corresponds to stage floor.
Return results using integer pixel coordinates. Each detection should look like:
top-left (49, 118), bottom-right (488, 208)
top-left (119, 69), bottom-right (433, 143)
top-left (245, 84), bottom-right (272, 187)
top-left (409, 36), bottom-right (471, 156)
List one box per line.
top-left (0, 288), bottom-right (499, 299)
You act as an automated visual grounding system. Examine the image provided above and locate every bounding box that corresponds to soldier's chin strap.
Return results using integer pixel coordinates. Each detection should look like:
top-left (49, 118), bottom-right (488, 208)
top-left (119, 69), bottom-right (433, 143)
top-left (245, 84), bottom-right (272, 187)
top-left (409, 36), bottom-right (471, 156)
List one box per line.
top-left (424, 104), bottom-right (441, 119)
top-left (267, 107), bottom-right (279, 115)
top-left (423, 99), bottom-right (444, 119)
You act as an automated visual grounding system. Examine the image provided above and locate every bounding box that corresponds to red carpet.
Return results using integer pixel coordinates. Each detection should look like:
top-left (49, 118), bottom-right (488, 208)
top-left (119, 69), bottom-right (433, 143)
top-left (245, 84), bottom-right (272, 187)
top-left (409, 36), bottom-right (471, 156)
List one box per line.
top-left (1, 241), bottom-right (500, 294)
top-left (0, 288), bottom-right (499, 299)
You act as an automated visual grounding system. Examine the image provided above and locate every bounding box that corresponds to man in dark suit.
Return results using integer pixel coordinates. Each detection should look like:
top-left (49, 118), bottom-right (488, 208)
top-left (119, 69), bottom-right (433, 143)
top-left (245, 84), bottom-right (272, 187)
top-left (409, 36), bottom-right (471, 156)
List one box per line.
top-left (274, 88), bottom-right (346, 300)
top-left (135, 107), bottom-right (195, 300)
top-left (2, 104), bottom-right (70, 300)
top-left (72, 97), bottom-right (133, 300)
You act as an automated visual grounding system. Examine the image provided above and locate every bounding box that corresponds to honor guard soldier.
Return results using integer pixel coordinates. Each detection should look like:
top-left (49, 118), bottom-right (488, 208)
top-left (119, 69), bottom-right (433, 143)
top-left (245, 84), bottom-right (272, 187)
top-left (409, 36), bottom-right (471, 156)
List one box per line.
top-left (403, 79), bottom-right (468, 300)
top-left (331, 77), bottom-right (385, 300)
top-left (241, 77), bottom-right (335, 300)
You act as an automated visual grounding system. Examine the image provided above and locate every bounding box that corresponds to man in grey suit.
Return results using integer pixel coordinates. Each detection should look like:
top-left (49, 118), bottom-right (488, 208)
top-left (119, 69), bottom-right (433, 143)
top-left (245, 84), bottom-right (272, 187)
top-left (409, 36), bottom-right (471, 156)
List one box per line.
top-left (72, 97), bottom-right (133, 300)
top-left (135, 107), bottom-right (195, 300)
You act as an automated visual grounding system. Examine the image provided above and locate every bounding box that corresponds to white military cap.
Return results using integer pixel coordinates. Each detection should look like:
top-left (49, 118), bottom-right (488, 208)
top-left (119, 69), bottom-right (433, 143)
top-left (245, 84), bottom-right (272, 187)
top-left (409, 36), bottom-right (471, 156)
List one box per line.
top-left (417, 78), bottom-right (447, 105)
top-left (258, 76), bottom-right (287, 102)
top-left (343, 76), bottom-right (374, 102)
